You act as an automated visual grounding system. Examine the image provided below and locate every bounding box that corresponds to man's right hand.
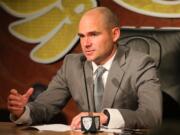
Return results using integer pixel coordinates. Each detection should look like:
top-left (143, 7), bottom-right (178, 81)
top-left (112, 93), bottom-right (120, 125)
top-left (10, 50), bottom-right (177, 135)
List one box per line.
top-left (7, 88), bottom-right (34, 119)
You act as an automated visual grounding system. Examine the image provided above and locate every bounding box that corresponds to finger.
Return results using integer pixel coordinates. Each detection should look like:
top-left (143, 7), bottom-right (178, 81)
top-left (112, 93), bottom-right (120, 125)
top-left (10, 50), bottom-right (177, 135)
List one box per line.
top-left (23, 88), bottom-right (34, 99)
top-left (8, 105), bottom-right (25, 117)
top-left (8, 94), bottom-right (22, 102)
top-left (8, 94), bottom-right (23, 108)
top-left (8, 102), bottom-right (24, 112)
top-left (9, 89), bottom-right (20, 96)
top-left (8, 100), bottom-right (24, 108)
top-left (8, 105), bottom-right (24, 111)
top-left (71, 112), bottom-right (88, 129)
top-left (8, 89), bottom-right (23, 102)
top-left (71, 114), bottom-right (81, 129)
top-left (71, 118), bottom-right (81, 129)
top-left (8, 92), bottom-right (27, 109)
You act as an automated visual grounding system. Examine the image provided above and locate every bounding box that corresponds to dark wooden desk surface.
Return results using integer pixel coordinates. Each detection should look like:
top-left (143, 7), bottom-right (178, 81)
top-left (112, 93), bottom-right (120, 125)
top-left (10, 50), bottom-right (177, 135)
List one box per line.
top-left (0, 122), bottom-right (150, 135)
top-left (0, 122), bottom-right (114, 135)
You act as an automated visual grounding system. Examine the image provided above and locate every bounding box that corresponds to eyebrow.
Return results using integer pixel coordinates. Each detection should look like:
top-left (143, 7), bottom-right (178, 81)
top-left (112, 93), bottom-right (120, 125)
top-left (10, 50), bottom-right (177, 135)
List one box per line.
top-left (77, 33), bottom-right (84, 37)
top-left (78, 31), bottom-right (101, 37)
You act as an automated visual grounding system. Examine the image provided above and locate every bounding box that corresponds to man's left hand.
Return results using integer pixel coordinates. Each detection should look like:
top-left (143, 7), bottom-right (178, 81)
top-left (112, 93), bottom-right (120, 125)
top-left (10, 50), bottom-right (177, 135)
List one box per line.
top-left (70, 112), bottom-right (108, 130)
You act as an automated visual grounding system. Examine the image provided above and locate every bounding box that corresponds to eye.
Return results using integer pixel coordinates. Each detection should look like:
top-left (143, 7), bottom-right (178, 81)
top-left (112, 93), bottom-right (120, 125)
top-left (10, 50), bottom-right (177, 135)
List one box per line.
top-left (90, 32), bottom-right (99, 37)
top-left (78, 33), bottom-right (84, 38)
top-left (91, 33), bottom-right (97, 36)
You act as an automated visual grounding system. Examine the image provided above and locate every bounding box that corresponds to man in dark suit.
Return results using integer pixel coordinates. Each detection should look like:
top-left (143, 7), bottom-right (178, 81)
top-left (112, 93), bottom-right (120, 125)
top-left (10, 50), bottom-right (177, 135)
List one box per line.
top-left (7, 7), bottom-right (162, 129)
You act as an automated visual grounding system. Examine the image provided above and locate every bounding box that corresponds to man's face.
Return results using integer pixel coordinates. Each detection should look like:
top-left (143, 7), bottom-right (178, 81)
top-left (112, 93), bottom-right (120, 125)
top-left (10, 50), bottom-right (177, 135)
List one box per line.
top-left (78, 12), bottom-right (119, 65)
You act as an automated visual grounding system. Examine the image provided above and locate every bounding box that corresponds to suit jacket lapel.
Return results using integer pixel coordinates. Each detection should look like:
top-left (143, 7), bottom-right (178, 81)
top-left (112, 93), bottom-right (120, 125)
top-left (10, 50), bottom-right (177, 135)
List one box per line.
top-left (102, 46), bottom-right (127, 109)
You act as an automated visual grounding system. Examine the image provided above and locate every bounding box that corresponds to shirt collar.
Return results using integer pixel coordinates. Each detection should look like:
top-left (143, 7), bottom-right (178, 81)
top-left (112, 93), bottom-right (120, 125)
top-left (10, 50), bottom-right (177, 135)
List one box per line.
top-left (92, 51), bottom-right (117, 74)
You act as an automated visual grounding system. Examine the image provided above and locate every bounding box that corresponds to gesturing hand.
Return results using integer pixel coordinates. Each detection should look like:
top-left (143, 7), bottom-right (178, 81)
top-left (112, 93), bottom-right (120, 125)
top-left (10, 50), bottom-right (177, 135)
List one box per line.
top-left (7, 88), bottom-right (34, 118)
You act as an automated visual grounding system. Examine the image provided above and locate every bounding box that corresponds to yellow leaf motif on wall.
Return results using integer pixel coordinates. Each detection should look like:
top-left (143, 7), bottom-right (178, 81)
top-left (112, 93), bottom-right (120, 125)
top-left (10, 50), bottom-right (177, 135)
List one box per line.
top-left (1, 0), bottom-right (97, 63)
top-left (114, 0), bottom-right (180, 18)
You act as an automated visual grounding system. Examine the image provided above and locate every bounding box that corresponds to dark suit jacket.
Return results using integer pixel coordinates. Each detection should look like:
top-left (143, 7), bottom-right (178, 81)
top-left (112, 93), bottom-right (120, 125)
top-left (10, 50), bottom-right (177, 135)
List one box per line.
top-left (28, 45), bottom-right (162, 128)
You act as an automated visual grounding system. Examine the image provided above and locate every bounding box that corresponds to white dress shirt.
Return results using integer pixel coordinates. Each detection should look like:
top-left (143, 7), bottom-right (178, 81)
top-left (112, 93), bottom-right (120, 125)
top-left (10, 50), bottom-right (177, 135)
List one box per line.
top-left (92, 52), bottom-right (125, 129)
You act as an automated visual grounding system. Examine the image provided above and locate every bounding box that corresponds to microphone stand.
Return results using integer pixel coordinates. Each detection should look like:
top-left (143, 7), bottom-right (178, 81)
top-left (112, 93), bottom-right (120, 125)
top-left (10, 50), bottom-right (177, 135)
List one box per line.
top-left (80, 56), bottom-right (100, 133)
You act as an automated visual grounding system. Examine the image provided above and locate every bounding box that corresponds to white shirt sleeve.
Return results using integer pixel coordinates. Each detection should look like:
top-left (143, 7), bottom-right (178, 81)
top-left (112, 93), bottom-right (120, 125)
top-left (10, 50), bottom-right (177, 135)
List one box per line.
top-left (103, 108), bottom-right (125, 129)
top-left (10, 106), bottom-right (32, 125)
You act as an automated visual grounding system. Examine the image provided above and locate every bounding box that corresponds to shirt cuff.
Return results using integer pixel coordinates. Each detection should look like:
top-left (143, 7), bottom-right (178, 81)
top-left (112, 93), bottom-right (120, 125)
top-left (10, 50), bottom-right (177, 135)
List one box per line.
top-left (103, 108), bottom-right (125, 129)
top-left (10, 106), bottom-right (32, 125)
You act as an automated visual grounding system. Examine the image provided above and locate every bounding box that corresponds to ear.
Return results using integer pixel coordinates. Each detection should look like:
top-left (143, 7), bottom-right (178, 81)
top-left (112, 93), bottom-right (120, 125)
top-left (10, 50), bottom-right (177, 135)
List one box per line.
top-left (112, 27), bottom-right (120, 42)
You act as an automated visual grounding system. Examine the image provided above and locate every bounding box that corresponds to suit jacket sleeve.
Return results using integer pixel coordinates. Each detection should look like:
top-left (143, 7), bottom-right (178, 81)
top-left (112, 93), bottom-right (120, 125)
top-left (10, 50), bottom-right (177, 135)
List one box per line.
top-left (27, 55), bottom-right (72, 125)
top-left (117, 50), bottom-right (162, 128)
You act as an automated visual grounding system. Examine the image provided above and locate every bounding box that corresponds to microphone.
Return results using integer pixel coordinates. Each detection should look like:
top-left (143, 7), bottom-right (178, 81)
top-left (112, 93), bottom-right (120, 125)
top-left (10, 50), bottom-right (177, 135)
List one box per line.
top-left (80, 56), bottom-right (91, 113)
top-left (80, 55), bottom-right (100, 133)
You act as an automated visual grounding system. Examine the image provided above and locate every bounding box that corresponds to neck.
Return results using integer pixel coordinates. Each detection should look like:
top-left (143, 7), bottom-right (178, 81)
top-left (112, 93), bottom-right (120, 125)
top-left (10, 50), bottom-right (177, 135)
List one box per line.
top-left (95, 45), bottom-right (117, 65)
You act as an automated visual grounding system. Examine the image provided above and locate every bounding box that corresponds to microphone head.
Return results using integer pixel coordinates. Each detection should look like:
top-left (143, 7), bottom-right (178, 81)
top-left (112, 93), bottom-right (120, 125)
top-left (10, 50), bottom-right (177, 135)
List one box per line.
top-left (80, 55), bottom-right (86, 62)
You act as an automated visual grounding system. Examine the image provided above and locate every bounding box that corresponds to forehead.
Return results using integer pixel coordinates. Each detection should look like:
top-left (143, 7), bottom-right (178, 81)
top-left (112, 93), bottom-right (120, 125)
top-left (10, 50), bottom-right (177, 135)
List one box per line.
top-left (78, 13), bottom-right (108, 33)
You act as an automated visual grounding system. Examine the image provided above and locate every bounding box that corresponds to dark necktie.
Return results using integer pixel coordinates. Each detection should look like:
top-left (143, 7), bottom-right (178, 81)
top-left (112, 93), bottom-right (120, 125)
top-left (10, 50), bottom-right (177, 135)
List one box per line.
top-left (94, 66), bottom-right (106, 112)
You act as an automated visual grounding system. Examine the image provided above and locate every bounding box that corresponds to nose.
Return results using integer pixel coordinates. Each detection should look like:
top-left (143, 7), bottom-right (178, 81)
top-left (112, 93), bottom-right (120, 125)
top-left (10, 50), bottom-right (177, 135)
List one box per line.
top-left (83, 37), bottom-right (91, 47)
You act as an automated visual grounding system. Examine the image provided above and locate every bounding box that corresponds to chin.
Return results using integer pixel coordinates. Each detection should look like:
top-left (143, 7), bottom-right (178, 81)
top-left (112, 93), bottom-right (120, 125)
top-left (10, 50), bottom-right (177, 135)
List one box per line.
top-left (86, 57), bottom-right (95, 62)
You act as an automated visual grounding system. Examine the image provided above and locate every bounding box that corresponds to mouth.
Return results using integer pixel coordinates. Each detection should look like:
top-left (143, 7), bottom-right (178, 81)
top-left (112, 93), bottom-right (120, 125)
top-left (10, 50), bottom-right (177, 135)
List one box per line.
top-left (85, 50), bottom-right (94, 55)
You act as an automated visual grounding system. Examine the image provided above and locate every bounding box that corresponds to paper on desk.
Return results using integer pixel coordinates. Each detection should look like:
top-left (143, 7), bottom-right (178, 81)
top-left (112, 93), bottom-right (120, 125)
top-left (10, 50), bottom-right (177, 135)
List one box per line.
top-left (30, 124), bottom-right (71, 132)
top-left (29, 124), bottom-right (123, 133)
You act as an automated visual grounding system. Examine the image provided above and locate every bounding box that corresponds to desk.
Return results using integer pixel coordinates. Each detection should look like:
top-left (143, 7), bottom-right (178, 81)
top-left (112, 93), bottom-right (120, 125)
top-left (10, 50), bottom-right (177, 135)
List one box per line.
top-left (0, 122), bottom-right (148, 135)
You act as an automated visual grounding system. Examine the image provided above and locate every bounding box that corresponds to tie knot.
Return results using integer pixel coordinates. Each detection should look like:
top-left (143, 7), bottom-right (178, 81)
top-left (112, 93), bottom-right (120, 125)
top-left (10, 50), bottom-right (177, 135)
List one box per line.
top-left (96, 66), bottom-right (106, 78)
